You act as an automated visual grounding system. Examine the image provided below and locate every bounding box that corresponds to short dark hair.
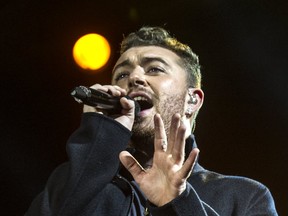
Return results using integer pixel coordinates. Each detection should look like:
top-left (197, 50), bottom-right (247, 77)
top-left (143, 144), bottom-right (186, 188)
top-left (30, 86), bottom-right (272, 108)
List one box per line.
top-left (120, 26), bottom-right (201, 88)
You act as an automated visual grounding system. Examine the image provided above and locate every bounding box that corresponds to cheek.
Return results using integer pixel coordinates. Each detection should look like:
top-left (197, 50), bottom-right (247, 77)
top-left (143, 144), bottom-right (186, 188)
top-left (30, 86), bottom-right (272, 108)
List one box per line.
top-left (111, 79), bottom-right (127, 89)
top-left (154, 78), bottom-right (184, 95)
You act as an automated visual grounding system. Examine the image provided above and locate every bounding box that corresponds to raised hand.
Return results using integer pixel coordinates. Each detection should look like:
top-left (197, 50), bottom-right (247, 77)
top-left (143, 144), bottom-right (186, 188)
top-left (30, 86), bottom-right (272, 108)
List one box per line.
top-left (119, 113), bottom-right (199, 206)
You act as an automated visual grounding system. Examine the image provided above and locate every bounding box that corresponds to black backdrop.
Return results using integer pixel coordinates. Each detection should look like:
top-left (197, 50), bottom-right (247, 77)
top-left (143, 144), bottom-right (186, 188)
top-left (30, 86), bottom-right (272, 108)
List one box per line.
top-left (1, 0), bottom-right (287, 215)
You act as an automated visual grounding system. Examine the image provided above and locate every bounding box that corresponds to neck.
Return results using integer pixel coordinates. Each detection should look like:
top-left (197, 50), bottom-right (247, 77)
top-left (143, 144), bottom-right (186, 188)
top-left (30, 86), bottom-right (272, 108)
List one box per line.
top-left (129, 135), bottom-right (154, 168)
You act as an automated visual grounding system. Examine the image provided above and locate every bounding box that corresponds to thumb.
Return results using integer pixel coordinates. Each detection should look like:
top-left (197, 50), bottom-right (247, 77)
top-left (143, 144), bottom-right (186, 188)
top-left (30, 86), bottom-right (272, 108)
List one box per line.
top-left (114, 97), bottom-right (135, 130)
top-left (119, 151), bottom-right (146, 180)
top-left (120, 96), bottom-right (135, 116)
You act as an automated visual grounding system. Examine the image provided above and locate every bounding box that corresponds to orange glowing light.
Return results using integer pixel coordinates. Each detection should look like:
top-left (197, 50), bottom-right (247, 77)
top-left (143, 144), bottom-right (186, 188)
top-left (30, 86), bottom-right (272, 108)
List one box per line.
top-left (73, 33), bottom-right (111, 71)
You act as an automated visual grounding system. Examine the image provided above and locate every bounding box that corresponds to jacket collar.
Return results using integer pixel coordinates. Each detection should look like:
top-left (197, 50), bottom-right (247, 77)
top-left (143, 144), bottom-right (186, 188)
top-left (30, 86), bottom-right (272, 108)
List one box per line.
top-left (185, 134), bottom-right (204, 173)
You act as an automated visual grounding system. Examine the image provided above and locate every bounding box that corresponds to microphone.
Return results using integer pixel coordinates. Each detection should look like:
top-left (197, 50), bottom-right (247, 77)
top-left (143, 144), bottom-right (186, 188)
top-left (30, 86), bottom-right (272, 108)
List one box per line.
top-left (71, 86), bottom-right (140, 116)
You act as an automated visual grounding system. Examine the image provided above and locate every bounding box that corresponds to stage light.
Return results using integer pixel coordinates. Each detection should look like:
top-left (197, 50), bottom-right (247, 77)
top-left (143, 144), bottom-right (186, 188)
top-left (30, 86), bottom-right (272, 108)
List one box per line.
top-left (73, 33), bottom-right (111, 71)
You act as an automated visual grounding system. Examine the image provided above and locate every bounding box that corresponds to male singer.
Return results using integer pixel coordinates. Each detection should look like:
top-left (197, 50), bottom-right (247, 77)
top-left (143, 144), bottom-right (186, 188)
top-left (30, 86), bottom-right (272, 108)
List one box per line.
top-left (26, 26), bottom-right (278, 215)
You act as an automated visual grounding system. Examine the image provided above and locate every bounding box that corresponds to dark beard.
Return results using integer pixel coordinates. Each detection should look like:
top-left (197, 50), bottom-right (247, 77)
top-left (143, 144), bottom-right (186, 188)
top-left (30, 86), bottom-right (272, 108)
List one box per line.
top-left (130, 91), bottom-right (186, 160)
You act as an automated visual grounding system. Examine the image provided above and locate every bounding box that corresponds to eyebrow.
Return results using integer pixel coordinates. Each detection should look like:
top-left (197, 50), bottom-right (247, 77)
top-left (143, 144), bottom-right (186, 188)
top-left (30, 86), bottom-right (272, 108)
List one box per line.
top-left (112, 59), bottom-right (131, 74)
top-left (112, 57), bottom-right (170, 74)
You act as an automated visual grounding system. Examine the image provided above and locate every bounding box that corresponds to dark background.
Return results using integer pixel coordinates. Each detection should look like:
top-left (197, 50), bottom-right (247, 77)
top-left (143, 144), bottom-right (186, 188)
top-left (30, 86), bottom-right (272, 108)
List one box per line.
top-left (1, 0), bottom-right (287, 215)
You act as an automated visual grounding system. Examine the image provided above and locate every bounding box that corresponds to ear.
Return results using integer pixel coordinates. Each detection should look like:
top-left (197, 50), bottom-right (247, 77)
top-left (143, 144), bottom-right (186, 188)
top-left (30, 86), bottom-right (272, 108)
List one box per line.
top-left (184, 88), bottom-right (204, 119)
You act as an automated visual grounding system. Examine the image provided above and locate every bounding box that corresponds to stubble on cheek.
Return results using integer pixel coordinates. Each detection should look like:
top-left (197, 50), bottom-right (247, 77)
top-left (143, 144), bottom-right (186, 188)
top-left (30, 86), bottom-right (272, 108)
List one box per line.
top-left (132, 91), bottom-right (186, 138)
top-left (158, 92), bottom-right (186, 135)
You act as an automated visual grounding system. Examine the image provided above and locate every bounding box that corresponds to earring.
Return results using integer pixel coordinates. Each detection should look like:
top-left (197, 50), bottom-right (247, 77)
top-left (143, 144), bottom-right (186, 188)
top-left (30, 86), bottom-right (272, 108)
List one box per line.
top-left (188, 91), bottom-right (198, 105)
top-left (185, 107), bottom-right (193, 118)
top-left (186, 91), bottom-right (197, 118)
top-left (191, 95), bottom-right (197, 104)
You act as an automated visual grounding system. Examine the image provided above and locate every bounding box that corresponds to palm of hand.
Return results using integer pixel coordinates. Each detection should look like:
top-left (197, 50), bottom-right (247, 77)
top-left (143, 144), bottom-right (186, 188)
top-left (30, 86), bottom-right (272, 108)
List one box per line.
top-left (120, 114), bottom-right (199, 206)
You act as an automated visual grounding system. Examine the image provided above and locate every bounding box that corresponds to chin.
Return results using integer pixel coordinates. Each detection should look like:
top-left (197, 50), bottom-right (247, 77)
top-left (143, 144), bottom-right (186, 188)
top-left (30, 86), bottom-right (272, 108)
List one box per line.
top-left (132, 115), bottom-right (154, 137)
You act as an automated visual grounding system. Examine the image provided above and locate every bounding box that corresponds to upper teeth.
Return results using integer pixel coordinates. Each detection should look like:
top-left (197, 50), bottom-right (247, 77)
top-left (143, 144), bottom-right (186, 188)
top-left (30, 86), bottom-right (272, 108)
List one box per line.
top-left (133, 96), bottom-right (148, 101)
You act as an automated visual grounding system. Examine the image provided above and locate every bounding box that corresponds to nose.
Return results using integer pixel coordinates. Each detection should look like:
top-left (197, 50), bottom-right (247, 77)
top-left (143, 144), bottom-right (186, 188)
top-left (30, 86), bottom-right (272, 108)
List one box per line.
top-left (128, 68), bottom-right (147, 88)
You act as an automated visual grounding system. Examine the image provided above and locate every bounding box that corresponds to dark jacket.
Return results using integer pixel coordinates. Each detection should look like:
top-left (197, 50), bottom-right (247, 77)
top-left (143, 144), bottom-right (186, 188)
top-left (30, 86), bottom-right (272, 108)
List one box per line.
top-left (26, 113), bottom-right (278, 216)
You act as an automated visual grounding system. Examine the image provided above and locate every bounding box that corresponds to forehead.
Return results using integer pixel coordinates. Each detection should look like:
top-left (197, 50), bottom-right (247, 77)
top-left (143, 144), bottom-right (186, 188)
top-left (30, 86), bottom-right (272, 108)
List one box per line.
top-left (114, 46), bottom-right (182, 70)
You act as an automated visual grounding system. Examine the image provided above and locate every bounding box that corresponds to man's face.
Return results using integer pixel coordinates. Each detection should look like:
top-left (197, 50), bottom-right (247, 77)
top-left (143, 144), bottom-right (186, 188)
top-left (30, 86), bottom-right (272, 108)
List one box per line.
top-left (111, 46), bottom-right (188, 137)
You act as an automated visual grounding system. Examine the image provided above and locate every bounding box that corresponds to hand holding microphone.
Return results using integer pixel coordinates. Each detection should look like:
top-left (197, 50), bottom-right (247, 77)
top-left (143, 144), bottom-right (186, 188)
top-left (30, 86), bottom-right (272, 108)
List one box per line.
top-left (71, 85), bottom-right (140, 117)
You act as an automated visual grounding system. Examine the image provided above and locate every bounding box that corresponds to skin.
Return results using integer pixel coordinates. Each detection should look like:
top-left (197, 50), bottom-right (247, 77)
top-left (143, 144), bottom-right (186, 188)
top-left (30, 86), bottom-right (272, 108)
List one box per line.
top-left (84, 46), bottom-right (204, 206)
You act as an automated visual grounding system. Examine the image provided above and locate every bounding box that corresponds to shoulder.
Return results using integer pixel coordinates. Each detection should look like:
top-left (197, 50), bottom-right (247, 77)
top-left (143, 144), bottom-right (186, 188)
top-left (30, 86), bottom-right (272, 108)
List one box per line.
top-left (188, 168), bottom-right (277, 215)
top-left (189, 168), bottom-right (275, 207)
top-left (191, 168), bottom-right (268, 194)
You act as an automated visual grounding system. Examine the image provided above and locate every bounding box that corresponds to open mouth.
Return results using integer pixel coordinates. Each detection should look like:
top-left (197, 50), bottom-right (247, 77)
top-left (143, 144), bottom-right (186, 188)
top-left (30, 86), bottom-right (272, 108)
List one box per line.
top-left (133, 96), bottom-right (153, 111)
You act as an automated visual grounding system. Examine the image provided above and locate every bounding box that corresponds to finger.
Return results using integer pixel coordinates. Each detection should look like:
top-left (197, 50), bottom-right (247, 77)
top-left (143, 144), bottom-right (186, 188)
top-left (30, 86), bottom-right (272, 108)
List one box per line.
top-left (90, 84), bottom-right (108, 93)
top-left (112, 85), bottom-right (127, 94)
top-left (89, 83), bottom-right (102, 89)
top-left (119, 151), bottom-right (146, 181)
top-left (120, 97), bottom-right (133, 109)
top-left (114, 97), bottom-right (135, 130)
top-left (107, 85), bottom-right (126, 97)
top-left (90, 84), bottom-right (126, 97)
top-left (172, 121), bottom-right (187, 163)
top-left (167, 114), bottom-right (181, 153)
top-left (179, 148), bottom-right (200, 179)
top-left (119, 97), bottom-right (135, 116)
top-left (154, 114), bottom-right (167, 152)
